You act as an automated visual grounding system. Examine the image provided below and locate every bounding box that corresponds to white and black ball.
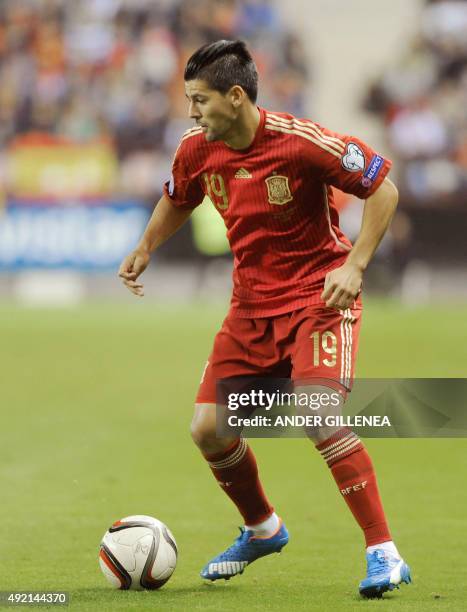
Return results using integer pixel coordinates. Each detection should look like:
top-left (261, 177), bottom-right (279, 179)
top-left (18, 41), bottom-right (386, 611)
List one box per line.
top-left (99, 515), bottom-right (177, 590)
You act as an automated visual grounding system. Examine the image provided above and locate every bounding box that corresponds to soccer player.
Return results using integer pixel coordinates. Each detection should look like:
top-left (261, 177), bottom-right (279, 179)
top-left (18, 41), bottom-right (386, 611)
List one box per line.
top-left (119, 40), bottom-right (411, 598)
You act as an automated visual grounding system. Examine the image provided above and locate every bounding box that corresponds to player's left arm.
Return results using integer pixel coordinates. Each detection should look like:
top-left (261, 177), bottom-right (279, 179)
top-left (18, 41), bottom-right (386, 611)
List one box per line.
top-left (321, 177), bottom-right (398, 309)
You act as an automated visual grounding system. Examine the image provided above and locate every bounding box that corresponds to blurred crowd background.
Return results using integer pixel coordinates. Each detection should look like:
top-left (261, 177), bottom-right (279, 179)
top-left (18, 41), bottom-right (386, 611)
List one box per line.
top-left (364, 0), bottom-right (467, 207)
top-left (0, 0), bottom-right (465, 302)
top-left (0, 0), bottom-right (307, 201)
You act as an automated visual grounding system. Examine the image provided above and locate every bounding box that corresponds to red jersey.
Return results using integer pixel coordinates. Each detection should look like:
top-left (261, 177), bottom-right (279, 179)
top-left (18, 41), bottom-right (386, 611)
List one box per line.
top-left (164, 107), bottom-right (392, 317)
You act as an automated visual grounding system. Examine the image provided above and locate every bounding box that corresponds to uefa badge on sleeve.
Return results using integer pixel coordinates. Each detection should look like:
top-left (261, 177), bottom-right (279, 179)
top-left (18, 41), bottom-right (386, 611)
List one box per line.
top-left (341, 143), bottom-right (366, 173)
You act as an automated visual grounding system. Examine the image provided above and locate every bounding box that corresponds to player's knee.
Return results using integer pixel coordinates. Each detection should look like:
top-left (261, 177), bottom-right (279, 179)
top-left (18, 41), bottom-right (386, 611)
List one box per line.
top-left (190, 420), bottom-right (215, 448)
top-left (190, 406), bottom-right (217, 449)
top-left (190, 404), bottom-right (237, 454)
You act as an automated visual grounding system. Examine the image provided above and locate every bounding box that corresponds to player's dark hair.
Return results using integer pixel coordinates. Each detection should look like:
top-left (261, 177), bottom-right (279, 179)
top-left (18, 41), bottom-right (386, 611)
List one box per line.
top-left (184, 40), bottom-right (258, 103)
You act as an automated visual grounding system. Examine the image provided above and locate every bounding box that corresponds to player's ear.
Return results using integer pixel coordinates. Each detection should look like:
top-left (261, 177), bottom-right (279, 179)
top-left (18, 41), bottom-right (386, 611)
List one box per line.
top-left (229, 85), bottom-right (246, 109)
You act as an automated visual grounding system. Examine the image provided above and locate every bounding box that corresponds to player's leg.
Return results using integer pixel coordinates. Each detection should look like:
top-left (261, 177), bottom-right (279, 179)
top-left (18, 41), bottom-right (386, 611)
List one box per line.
top-left (193, 314), bottom-right (288, 580)
top-left (191, 403), bottom-right (274, 527)
top-left (192, 404), bottom-right (288, 581)
top-left (291, 305), bottom-right (411, 598)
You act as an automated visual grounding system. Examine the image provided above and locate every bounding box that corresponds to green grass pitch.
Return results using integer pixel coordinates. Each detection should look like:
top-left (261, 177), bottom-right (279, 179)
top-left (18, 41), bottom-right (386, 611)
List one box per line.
top-left (1, 298), bottom-right (466, 611)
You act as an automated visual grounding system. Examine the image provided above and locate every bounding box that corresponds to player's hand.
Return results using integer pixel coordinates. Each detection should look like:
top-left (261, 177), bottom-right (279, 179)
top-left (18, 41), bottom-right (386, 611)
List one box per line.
top-left (118, 248), bottom-right (151, 297)
top-left (321, 263), bottom-right (362, 310)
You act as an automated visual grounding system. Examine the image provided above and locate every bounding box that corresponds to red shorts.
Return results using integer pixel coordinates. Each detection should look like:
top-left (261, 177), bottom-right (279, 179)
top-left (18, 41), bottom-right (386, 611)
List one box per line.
top-left (196, 304), bottom-right (362, 404)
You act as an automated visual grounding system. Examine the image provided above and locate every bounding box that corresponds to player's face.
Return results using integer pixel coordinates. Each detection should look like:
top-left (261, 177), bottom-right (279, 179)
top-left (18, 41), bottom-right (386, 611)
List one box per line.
top-left (185, 80), bottom-right (237, 142)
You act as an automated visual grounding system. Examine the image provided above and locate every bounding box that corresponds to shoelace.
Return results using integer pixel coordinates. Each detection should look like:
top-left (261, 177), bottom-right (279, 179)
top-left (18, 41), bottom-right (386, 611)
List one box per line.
top-left (367, 550), bottom-right (390, 577)
top-left (216, 527), bottom-right (253, 561)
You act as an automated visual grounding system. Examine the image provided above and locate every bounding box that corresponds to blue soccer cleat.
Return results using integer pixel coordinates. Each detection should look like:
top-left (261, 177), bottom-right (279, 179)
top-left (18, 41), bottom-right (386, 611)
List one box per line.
top-left (359, 549), bottom-right (412, 598)
top-left (200, 520), bottom-right (289, 581)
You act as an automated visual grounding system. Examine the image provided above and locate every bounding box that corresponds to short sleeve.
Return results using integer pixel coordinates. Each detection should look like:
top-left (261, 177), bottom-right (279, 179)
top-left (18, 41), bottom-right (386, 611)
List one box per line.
top-left (163, 141), bottom-right (204, 210)
top-left (307, 123), bottom-right (392, 199)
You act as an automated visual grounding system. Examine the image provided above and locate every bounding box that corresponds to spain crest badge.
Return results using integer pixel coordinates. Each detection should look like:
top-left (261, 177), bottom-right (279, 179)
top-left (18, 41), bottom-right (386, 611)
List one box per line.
top-left (265, 174), bottom-right (293, 205)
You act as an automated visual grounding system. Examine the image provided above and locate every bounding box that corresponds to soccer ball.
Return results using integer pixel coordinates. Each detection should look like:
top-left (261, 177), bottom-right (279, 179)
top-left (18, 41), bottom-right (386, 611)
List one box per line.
top-left (99, 515), bottom-right (178, 590)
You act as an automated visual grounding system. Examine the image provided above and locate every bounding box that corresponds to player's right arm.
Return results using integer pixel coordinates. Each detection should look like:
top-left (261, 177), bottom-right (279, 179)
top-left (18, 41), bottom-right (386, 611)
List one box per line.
top-left (118, 195), bottom-right (194, 296)
top-left (119, 133), bottom-right (205, 296)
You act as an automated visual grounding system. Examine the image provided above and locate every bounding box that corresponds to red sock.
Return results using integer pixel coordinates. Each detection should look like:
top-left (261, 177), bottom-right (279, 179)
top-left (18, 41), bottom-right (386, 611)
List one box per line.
top-left (316, 429), bottom-right (391, 546)
top-left (204, 438), bottom-right (274, 525)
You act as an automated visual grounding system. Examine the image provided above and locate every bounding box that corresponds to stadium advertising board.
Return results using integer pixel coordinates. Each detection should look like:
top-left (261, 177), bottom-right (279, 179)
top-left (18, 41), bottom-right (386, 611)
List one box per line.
top-left (8, 134), bottom-right (118, 200)
top-left (0, 202), bottom-right (150, 270)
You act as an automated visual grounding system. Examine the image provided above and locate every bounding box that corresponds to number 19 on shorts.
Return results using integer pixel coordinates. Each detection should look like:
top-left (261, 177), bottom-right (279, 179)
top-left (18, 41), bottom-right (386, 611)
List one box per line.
top-left (310, 331), bottom-right (337, 367)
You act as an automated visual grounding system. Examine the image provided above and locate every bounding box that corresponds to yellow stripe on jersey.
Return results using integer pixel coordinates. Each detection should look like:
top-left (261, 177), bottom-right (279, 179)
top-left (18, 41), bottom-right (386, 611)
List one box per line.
top-left (181, 126), bottom-right (203, 141)
top-left (266, 115), bottom-right (344, 155)
top-left (267, 113), bottom-right (346, 149)
top-left (293, 117), bottom-right (346, 146)
top-left (171, 127), bottom-right (203, 158)
top-left (184, 125), bottom-right (203, 134)
top-left (265, 123), bottom-right (343, 159)
top-left (338, 308), bottom-right (355, 388)
top-left (322, 184), bottom-right (352, 252)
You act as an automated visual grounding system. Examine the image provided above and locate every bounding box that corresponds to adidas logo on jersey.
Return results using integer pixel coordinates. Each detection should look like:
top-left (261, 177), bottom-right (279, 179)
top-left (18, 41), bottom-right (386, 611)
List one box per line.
top-left (235, 167), bottom-right (252, 179)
